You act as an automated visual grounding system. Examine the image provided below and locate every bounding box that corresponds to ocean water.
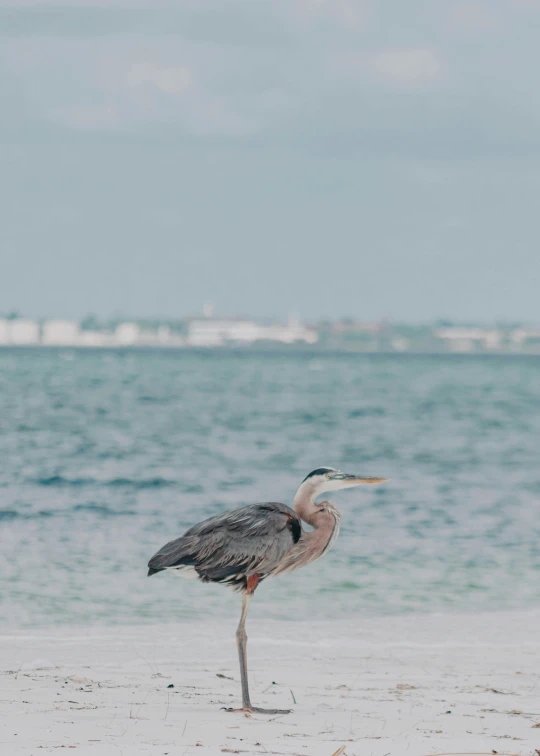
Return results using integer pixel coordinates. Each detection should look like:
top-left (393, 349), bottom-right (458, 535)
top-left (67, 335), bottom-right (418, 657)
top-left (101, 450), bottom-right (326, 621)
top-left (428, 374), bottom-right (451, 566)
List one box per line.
top-left (1, 348), bottom-right (539, 629)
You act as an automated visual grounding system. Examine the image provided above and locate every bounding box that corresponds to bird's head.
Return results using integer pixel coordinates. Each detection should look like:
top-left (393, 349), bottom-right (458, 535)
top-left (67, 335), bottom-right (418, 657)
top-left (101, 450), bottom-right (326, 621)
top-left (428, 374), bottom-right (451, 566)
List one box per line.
top-left (299, 467), bottom-right (388, 497)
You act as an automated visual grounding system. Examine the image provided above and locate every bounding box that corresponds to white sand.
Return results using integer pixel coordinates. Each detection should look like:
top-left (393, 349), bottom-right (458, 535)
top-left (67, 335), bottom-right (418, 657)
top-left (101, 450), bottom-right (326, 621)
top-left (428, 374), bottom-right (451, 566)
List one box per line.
top-left (1, 610), bottom-right (539, 756)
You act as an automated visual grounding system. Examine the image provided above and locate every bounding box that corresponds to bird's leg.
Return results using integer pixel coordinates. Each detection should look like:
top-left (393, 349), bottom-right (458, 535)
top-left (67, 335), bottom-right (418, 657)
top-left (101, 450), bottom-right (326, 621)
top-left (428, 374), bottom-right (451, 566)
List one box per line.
top-left (223, 591), bottom-right (291, 716)
top-left (237, 591), bottom-right (252, 709)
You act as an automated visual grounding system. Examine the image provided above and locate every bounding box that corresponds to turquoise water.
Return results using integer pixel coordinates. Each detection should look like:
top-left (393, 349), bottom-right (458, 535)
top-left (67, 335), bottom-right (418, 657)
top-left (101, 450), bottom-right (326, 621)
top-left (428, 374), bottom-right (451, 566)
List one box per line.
top-left (1, 349), bottom-right (539, 628)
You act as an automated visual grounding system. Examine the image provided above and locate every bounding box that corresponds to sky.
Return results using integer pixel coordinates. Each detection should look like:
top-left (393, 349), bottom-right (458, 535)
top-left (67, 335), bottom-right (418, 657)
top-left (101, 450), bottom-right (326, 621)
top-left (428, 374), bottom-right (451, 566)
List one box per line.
top-left (1, 0), bottom-right (539, 323)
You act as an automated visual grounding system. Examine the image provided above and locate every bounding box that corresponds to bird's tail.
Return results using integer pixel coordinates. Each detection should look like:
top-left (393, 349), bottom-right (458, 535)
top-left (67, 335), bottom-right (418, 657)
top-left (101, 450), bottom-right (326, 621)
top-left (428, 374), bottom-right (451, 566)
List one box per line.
top-left (147, 535), bottom-right (196, 576)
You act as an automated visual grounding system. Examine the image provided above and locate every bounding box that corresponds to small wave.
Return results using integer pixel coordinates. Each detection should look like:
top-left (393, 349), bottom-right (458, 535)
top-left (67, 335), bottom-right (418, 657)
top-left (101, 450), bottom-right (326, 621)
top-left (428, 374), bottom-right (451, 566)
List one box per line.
top-left (181, 484), bottom-right (205, 494)
top-left (109, 477), bottom-right (176, 489)
top-left (72, 504), bottom-right (136, 516)
top-left (31, 475), bottom-right (177, 489)
top-left (218, 477), bottom-right (254, 490)
top-left (348, 407), bottom-right (385, 418)
top-left (34, 475), bottom-right (94, 487)
top-left (320, 580), bottom-right (362, 592)
top-left (0, 509), bottom-right (57, 520)
top-left (0, 510), bottom-right (18, 521)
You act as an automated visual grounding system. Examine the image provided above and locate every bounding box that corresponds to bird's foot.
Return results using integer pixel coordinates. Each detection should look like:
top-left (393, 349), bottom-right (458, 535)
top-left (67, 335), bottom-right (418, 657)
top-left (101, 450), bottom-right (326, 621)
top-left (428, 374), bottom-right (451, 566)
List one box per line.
top-left (222, 706), bottom-right (292, 715)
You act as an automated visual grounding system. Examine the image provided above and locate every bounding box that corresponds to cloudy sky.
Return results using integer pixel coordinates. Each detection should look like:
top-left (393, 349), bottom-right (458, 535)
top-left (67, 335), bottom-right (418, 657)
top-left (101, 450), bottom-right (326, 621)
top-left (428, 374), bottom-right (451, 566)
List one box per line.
top-left (1, 0), bottom-right (539, 322)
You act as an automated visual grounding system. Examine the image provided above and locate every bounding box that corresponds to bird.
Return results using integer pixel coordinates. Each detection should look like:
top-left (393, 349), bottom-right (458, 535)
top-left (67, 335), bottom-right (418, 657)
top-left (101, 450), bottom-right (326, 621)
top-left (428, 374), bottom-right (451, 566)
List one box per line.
top-left (147, 467), bottom-right (387, 715)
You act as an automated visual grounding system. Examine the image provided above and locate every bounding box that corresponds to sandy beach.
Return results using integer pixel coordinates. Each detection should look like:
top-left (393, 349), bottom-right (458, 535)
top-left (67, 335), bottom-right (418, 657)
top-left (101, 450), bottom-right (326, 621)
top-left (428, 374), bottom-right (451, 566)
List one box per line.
top-left (1, 610), bottom-right (539, 756)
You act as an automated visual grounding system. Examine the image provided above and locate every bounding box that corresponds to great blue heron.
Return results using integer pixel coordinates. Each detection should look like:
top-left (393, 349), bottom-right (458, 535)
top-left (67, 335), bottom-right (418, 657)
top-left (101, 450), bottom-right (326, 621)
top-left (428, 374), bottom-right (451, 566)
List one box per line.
top-left (147, 467), bottom-right (387, 714)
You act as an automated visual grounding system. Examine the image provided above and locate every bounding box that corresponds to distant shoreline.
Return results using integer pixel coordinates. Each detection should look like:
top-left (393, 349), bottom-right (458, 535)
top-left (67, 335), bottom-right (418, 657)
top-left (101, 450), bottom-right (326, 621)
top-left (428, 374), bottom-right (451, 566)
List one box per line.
top-left (1, 344), bottom-right (540, 358)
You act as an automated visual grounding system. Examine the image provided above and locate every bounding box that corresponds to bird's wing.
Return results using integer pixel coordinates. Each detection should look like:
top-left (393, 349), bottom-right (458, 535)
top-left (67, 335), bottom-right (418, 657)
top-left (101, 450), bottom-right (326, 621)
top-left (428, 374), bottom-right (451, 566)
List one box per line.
top-left (148, 502), bottom-right (301, 582)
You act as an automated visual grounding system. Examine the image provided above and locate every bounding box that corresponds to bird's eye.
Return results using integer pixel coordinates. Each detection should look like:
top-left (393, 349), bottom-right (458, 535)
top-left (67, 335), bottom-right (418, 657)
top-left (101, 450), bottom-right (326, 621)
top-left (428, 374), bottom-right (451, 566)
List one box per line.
top-left (326, 473), bottom-right (331, 480)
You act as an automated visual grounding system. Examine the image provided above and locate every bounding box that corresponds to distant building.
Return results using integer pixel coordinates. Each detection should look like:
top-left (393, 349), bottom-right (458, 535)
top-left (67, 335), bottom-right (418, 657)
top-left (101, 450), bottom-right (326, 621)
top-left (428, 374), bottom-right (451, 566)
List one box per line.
top-left (187, 319), bottom-right (259, 346)
top-left (78, 330), bottom-right (111, 347)
top-left (136, 326), bottom-right (170, 345)
top-left (260, 319), bottom-right (318, 344)
top-left (331, 321), bottom-right (383, 335)
top-left (511, 328), bottom-right (540, 350)
top-left (157, 327), bottom-right (185, 347)
top-left (0, 319), bottom-right (8, 345)
top-left (42, 320), bottom-right (80, 346)
top-left (391, 337), bottom-right (410, 352)
top-left (115, 323), bottom-right (140, 345)
top-left (4, 319), bottom-right (41, 345)
top-left (111, 322), bottom-right (184, 347)
top-left (187, 317), bottom-right (318, 346)
top-left (435, 328), bottom-right (501, 352)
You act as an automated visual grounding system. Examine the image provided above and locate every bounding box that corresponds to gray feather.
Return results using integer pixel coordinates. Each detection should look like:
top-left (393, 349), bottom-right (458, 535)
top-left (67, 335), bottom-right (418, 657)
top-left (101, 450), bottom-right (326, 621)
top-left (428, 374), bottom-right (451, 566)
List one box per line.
top-left (147, 502), bottom-right (301, 589)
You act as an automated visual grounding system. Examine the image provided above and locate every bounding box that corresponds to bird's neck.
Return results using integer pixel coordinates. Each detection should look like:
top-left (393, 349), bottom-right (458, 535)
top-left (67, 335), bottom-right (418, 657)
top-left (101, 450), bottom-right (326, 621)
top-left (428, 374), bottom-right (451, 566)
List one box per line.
top-left (293, 483), bottom-right (341, 558)
top-left (293, 483), bottom-right (322, 526)
top-left (293, 483), bottom-right (340, 529)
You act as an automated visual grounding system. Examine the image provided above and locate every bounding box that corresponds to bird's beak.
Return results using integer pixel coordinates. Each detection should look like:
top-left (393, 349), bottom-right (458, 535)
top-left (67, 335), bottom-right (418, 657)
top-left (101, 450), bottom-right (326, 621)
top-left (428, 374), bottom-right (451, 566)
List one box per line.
top-left (331, 472), bottom-right (388, 485)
